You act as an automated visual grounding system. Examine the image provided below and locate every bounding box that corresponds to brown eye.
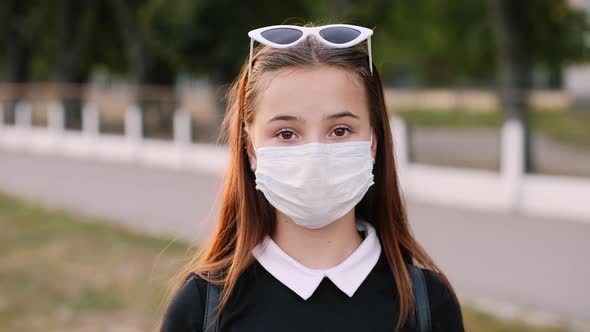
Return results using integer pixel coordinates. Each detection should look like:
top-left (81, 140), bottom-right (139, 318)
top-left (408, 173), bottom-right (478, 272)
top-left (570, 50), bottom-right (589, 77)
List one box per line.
top-left (277, 129), bottom-right (295, 140)
top-left (332, 127), bottom-right (350, 137)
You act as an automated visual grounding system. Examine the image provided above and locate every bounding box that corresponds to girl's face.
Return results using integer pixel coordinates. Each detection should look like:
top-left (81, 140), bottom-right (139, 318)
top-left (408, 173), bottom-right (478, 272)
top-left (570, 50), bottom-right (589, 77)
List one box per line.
top-left (246, 65), bottom-right (377, 164)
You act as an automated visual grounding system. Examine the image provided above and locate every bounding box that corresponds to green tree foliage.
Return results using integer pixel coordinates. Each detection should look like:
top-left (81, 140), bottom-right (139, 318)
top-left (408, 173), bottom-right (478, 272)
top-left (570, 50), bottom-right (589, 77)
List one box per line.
top-left (368, 0), bottom-right (589, 87)
top-left (0, 0), bottom-right (50, 82)
top-left (0, 0), bottom-right (587, 87)
top-left (141, 0), bottom-right (316, 84)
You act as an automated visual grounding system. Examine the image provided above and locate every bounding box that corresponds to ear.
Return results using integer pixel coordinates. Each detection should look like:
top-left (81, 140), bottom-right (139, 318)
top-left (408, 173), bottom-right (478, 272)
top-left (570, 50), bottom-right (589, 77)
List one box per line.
top-left (371, 130), bottom-right (378, 161)
top-left (244, 126), bottom-right (257, 171)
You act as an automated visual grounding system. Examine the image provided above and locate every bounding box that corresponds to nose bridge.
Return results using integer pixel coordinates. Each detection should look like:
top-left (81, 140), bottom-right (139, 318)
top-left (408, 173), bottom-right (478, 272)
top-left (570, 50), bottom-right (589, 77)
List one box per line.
top-left (300, 124), bottom-right (324, 144)
top-left (305, 134), bottom-right (324, 144)
top-left (299, 144), bottom-right (329, 181)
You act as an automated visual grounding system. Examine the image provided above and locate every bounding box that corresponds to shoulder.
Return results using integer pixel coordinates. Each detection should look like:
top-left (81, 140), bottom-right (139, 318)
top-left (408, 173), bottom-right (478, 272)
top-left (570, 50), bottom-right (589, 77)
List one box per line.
top-left (419, 268), bottom-right (454, 304)
top-left (419, 268), bottom-right (465, 332)
top-left (159, 273), bottom-right (207, 332)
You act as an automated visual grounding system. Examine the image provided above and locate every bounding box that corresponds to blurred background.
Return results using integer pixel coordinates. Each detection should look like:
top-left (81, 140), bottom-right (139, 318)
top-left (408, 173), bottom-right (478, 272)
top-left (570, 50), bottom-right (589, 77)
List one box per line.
top-left (1, 0), bottom-right (589, 331)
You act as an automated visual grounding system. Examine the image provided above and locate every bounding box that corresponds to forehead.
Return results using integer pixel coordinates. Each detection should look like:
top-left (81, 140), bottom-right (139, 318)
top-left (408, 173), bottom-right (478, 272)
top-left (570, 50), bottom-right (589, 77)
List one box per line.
top-left (254, 65), bottom-right (369, 123)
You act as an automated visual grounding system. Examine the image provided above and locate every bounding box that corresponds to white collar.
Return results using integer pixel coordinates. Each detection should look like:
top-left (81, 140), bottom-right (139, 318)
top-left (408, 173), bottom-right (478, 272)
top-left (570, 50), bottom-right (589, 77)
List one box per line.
top-left (251, 220), bottom-right (381, 300)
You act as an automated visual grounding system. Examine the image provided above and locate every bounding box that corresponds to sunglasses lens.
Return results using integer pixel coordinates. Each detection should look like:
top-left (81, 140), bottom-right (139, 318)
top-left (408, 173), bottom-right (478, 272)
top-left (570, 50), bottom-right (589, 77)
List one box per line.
top-left (261, 28), bottom-right (303, 45)
top-left (319, 27), bottom-right (361, 44)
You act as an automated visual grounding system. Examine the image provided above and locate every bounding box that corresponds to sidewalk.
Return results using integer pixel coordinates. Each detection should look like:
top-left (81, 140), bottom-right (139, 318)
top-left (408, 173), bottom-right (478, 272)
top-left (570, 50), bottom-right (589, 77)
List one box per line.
top-left (407, 200), bottom-right (590, 326)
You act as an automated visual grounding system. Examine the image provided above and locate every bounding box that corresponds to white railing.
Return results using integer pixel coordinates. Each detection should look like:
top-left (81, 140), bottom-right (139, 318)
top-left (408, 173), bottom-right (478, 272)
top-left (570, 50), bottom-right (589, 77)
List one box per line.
top-left (0, 100), bottom-right (228, 173)
top-left (391, 117), bottom-right (590, 223)
top-left (1, 100), bottom-right (589, 223)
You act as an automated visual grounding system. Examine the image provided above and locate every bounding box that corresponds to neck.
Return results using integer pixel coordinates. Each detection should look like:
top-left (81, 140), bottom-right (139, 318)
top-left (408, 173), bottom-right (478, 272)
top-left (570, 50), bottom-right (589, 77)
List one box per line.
top-left (270, 209), bottom-right (363, 270)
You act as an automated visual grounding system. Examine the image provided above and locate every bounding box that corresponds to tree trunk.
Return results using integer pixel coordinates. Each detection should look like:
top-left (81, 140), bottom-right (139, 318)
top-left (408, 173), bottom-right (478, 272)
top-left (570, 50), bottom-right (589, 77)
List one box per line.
top-left (108, 0), bottom-right (175, 86)
top-left (0, 0), bottom-right (32, 125)
top-left (108, 0), bottom-right (178, 139)
top-left (0, 0), bottom-right (31, 83)
top-left (108, 0), bottom-right (150, 84)
top-left (489, 0), bottom-right (533, 172)
top-left (56, 0), bottom-right (98, 130)
top-left (547, 63), bottom-right (562, 90)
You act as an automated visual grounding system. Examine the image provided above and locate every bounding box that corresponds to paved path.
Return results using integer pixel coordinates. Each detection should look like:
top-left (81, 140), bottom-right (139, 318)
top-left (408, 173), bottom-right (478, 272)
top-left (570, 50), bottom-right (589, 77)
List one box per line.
top-left (408, 200), bottom-right (590, 325)
top-left (0, 148), bottom-right (223, 245)
top-left (1, 148), bottom-right (589, 326)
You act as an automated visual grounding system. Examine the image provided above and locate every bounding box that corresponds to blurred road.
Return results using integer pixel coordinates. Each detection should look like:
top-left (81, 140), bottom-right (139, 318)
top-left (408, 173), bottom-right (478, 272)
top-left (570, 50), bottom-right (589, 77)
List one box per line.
top-left (409, 200), bottom-right (590, 323)
top-left (0, 148), bottom-right (588, 323)
top-left (0, 148), bottom-right (223, 245)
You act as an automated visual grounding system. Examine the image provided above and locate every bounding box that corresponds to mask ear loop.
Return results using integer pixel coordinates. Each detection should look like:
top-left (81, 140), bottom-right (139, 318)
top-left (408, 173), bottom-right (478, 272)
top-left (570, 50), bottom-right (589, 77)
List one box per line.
top-left (369, 128), bottom-right (375, 165)
top-left (244, 126), bottom-right (257, 171)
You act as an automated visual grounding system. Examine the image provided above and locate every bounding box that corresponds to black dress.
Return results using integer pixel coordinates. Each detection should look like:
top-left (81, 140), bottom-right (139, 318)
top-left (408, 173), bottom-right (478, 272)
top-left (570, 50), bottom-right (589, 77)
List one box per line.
top-left (159, 250), bottom-right (465, 332)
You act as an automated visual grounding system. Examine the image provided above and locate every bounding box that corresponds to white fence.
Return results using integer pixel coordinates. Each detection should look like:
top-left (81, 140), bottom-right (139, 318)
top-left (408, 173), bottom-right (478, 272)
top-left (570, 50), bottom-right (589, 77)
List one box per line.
top-left (391, 118), bottom-right (590, 223)
top-left (1, 100), bottom-right (589, 223)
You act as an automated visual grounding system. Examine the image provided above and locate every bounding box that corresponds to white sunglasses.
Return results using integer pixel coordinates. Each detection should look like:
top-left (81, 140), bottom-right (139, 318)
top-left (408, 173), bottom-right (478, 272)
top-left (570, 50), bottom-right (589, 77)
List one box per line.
top-left (247, 24), bottom-right (374, 77)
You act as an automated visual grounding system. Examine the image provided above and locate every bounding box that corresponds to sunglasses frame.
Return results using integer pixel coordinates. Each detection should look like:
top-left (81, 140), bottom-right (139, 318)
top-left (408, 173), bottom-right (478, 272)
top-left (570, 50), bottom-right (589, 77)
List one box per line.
top-left (247, 24), bottom-right (374, 77)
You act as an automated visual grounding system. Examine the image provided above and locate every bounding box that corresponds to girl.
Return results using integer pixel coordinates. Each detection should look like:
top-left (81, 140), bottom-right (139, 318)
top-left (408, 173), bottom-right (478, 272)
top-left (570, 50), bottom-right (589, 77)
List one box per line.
top-left (160, 23), bottom-right (464, 332)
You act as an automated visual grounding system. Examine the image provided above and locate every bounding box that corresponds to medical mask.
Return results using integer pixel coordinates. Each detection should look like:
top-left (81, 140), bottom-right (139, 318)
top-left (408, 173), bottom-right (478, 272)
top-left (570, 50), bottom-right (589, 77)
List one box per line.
top-left (250, 133), bottom-right (375, 229)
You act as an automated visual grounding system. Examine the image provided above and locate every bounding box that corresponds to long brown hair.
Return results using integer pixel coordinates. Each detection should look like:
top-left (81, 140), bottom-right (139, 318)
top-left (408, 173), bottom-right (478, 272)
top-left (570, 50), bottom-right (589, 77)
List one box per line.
top-left (164, 23), bottom-right (460, 332)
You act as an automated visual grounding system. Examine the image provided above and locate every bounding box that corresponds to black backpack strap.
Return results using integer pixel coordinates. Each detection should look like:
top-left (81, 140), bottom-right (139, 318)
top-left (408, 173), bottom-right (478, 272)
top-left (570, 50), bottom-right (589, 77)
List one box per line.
top-left (203, 271), bottom-right (221, 332)
top-left (408, 264), bottom-right (432, 332)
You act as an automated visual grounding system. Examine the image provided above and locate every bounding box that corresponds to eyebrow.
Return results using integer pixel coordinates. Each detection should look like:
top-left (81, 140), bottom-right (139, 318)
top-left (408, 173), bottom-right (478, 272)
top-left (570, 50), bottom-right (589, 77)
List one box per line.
top-left (267, 115), bottom-right (304, 124)
top-left (325, 111), bottom-right (361, 120)
top-left (266, 111), bottom-right (360, 124)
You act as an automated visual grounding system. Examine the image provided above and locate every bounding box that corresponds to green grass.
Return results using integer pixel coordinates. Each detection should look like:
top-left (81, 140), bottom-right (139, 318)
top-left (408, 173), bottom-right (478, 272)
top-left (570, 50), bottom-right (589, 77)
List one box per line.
top-left (0, 191), bottom-right (569, 331)
top-left (0, 191), bottom-right (188, 332)
top-left (462, 307), bottom-right (567, 332)
top-left (395, 108), bottom-right (590, 149)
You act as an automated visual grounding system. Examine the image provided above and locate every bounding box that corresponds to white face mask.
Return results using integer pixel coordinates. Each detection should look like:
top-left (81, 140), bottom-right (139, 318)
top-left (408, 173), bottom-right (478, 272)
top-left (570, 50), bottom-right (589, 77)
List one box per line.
top-left (250, 132), bottom-right (375, 229)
